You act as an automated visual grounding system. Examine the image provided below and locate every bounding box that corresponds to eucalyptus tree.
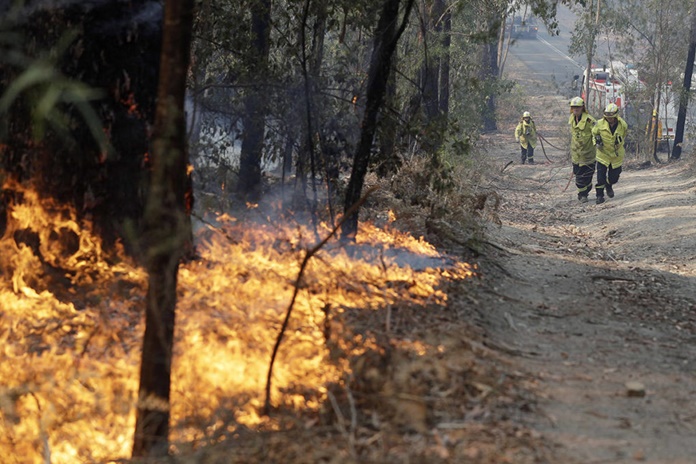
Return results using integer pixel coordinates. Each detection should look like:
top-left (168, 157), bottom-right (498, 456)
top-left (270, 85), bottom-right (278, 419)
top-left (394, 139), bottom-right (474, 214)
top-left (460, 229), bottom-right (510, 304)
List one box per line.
top-left (237, 0), bottom-right (272, 198)
top-left (567, 0), bottom-right (600, 104)
top-left (341, 0), bottom-right (416, 240)
top-left (615, 0), bottom-right (688, 156)
top-left (133, 0), bottom-right (194, 457)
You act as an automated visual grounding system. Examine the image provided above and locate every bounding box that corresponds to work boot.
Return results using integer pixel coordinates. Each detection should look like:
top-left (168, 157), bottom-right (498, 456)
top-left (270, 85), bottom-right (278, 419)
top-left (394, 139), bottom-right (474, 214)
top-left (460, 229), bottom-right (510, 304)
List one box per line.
top-left (527, 158), bottom-right (535, 165)
top-left (521, 157), bottom-right (526, 164)
top-left (606, 184), bottom-right (614, 198)
top-left (578, 193), bottom-right (588, 203)
top-left (596, 195), bottom-right (605, 205)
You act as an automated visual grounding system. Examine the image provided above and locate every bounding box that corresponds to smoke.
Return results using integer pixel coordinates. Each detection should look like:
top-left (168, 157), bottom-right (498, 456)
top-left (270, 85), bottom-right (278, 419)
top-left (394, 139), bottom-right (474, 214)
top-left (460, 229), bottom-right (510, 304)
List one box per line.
top-left (1, 0), bottom-right (162, 33)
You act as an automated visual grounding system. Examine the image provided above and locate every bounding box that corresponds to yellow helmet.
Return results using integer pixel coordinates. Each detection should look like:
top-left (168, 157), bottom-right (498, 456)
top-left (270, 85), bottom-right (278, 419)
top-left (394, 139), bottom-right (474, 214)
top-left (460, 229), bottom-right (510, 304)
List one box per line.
top-left (604, 102), bottom-right (619, 117)
top-left (570, 97), bottom-right (584, 107)
top-left (522, 111), bottom-right (531, 118)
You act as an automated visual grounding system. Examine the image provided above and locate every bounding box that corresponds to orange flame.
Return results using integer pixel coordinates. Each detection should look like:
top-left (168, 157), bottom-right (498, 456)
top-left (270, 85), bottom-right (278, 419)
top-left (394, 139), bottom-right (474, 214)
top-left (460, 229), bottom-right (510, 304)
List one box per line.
top-left (0, 186), bottom-right (476, 462)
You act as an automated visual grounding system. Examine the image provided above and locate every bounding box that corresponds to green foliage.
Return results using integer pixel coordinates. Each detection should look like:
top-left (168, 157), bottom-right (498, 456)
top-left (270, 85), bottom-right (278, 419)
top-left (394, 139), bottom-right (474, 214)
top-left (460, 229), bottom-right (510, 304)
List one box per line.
top-left (188, 0), bottom-right (582, 210)
top-left (0, 25), bottom-right (108, 152)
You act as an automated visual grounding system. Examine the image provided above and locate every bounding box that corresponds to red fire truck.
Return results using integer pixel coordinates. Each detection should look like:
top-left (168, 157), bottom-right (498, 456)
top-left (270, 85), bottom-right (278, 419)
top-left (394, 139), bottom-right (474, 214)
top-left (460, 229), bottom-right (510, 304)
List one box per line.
top-left (580, 62), bottom-right (676, 150)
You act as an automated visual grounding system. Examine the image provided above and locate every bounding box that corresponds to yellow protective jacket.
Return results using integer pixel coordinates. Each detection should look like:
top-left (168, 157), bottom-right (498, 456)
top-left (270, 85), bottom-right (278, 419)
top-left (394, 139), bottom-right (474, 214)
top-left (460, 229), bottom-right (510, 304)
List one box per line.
top-left (592, 116), bottom-right (628, 167)
top-left (568, 111), bottom-right (596, 166)
top-left (515, 119), bottom-right (537, 149)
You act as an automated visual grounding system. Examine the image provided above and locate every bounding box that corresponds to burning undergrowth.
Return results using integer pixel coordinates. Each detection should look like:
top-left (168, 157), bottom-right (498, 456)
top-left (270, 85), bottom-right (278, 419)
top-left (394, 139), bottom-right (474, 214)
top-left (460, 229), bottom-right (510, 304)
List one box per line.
top-left (0, 179), bottom-right (541, 463)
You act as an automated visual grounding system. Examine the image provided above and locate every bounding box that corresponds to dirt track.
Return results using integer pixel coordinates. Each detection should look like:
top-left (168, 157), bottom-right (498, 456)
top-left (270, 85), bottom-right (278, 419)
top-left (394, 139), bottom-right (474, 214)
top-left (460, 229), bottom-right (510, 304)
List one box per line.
top-left (475, 102), bottom-right (696, 462)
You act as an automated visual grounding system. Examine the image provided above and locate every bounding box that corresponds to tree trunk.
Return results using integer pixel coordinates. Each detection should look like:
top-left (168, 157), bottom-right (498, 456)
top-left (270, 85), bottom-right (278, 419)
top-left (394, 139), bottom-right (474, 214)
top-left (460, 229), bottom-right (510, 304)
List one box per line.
top-left (418, 0), bottom-right (447, 153)
top-left (422, 0), bottom-right (443, 124)
top-left (237, 0), bottom-right (272, 199)
top-left (671, 1), bottom-right (696, 160)
top-left (376, 56), bottom-right (400, 178)
top-left (480, 41), bottom-right (499, 132)
top-left (439, 4), bottom-right (451, 118)
top-left (341, 0), bottom-right (416, 240)
top-left (584, 0), bottom-right (595, 108)
top-left (296, 0), bottom-right (328, 213)
top-left (498, 10), bottom-right (513, 77)
top-left (132, 0), bottom-right (194, 457)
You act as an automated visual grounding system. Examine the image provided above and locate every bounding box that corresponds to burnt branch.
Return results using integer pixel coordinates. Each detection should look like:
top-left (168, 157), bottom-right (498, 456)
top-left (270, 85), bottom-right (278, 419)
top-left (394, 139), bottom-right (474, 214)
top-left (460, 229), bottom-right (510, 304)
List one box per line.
top-left (263, 187), bottom-right (377, 415)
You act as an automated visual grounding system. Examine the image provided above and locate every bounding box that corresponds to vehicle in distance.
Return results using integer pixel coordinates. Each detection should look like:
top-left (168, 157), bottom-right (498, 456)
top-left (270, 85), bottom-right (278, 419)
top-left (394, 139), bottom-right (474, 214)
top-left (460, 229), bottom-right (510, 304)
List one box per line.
top-left (509, 16), bottom-right (538, 39)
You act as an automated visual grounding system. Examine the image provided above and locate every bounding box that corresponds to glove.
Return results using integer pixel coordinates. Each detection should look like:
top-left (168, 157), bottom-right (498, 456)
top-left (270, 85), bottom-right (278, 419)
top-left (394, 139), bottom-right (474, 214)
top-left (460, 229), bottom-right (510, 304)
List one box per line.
top-left (525, 130), bottom-right (530, 136)
top-left (594, 135), bottom-right (603, 147)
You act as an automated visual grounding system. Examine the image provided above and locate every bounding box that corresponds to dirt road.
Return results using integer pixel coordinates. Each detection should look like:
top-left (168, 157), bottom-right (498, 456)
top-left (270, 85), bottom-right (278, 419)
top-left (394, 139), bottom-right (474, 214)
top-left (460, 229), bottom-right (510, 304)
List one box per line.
top-left (474, 114), bottom-right (696, 462)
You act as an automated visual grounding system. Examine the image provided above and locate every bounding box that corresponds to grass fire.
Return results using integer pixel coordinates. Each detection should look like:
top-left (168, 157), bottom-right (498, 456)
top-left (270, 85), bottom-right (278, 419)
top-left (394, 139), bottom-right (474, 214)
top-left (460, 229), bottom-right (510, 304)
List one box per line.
top-left (0, 183), bottom-right (476, 462)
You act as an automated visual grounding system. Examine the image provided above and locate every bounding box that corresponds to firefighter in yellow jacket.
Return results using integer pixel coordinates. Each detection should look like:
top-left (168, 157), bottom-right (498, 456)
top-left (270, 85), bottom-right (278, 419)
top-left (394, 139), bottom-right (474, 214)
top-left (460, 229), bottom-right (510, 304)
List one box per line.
top-left (568, 97), bottom-right (596, 203)
top-left (515, 111), bottom-right (537, 164)
top-left (592, 102), bottom-right (627, 205)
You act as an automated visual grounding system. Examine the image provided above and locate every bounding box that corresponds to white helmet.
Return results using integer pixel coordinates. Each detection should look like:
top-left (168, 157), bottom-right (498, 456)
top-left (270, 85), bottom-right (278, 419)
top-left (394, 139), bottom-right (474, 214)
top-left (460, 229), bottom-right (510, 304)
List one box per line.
top-left (570, 96), bottom-right (585, 107)
top-left (604, 102), bottom-right (619, 117)
top-left (522, 111), bottom-right (531, 118)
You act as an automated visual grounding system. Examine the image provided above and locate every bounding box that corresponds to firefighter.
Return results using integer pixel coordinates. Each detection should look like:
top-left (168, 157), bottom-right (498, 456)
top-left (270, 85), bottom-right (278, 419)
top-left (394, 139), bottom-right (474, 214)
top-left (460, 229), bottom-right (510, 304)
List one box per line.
top-left (515, 111), bottom-right (537, 164)
top-left (568, 97), bottom-right (596, 203)
top-left (592, 102), bottom-right (627, 205)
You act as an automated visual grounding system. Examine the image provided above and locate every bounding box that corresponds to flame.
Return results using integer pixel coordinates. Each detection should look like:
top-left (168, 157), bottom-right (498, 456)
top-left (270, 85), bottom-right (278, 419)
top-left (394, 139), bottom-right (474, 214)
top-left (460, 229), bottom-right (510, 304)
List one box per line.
top-left (0, 185), bottom-right (476, 462)
top-left (120, 92), bottom-right (140, 116)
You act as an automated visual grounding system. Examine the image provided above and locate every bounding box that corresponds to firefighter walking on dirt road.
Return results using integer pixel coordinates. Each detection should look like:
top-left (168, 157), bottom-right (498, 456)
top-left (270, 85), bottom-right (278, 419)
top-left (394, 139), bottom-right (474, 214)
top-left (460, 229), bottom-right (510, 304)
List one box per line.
top-left (515, 111), bottom-right (537, 164)
top-left (568, 97), bottom-right (596, 203)
top-left (592, 102), bottom-right (627, 205)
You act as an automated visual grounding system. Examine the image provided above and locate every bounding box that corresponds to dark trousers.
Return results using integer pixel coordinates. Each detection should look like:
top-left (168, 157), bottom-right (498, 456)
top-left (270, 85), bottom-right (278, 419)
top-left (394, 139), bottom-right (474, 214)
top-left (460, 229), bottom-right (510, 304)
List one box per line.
top-left (573, 162), bottom-right (595, 197)
top-left (596, 163), bottom-right (622, 196)
top-left (520, 145), bottom-right (535, 162)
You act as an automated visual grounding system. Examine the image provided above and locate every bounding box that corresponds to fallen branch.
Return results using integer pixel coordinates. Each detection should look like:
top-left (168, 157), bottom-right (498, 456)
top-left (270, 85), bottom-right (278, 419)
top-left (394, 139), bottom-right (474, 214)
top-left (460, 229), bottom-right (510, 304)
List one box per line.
top-left (263, 187), bottom-right (377, 415)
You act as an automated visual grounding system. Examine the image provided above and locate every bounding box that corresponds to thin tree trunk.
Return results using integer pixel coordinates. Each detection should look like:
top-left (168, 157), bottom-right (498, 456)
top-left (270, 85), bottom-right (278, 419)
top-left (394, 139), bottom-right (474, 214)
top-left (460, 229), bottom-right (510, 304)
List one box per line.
top-left (438, 3), bottom-right (450, 117)
top-left (341, 0), bottom-right (416, 240)
top-left (481, 40), bottom-right (498, 132)
top-left (377, 56), bottom-right (399, 177)
top-left (132, 0), bottom-right (194, 457)
top-left (423, 0), bottom-right (443, 124)
top-left (671, 0), bottom-right (696, 160)
top-left (297, 0), bottom-right (328, 216)
top-left (498, 11), bottom-right (512, 77)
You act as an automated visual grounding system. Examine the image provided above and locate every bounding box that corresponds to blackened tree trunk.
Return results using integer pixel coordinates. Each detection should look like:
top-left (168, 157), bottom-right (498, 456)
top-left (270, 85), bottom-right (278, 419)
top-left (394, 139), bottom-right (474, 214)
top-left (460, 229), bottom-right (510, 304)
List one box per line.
top-left (341, 0), bottom-right (416, 240)
top-left (237, 0), bottom-right (272, 199)
top-left (132, 0), bottom-right (194, 457)
top-left (671, 1), bottom-right (696, 160)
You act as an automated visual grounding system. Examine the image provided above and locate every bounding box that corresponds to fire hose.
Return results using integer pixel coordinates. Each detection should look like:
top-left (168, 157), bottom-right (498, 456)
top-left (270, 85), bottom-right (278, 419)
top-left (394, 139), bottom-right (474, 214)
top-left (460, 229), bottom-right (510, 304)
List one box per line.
top-left (537, 132), bottom-right (564, 151)
top-left (537, 133), bottom-right (576, 192)
top-left (537, 134), bottom-right (553, 162)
